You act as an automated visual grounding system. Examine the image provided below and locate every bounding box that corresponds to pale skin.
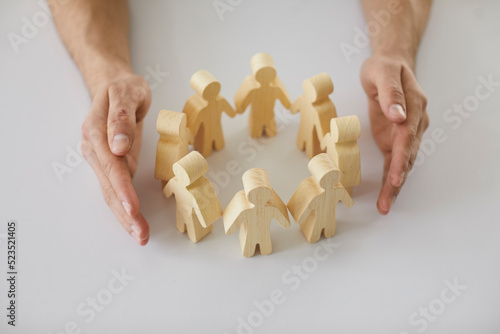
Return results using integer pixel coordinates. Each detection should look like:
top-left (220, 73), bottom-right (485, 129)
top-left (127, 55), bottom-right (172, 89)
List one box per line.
top-left (51, 0), bottom-right (432, 245)
top-left (360, 0), bottom-right (432, 214)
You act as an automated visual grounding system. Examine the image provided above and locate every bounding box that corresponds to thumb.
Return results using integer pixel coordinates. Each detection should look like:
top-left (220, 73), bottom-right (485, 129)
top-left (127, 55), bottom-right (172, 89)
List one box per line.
top-left (375, 71), bottom-right (407, 124)
top-left (107, 86), bottom-right (140, 156)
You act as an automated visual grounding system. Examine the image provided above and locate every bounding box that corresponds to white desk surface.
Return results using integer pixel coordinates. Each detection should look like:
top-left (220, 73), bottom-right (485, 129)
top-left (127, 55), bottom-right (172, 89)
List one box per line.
top-left (1, 1), bottom-right (500, 333)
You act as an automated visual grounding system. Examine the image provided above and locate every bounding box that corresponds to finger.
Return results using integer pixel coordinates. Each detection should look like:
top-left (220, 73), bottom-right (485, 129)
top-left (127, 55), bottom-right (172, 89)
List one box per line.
top-left (376, 113), bottom-right (418, 214)
top-left (107, 83), bottom-right (149, 156)
top-left (373, 64), bottom-right (407, 123)
top-left (84, 92), bottom-right (142, 223)
top-left (81, 141), bottom-right (149, 245)
top-left (377, 77), bottom-right (428, 214)
top-left (377, 153), bottom-right (394, 215)
top-left (387, 69), bottom-right (428, 189)
top-left (394, 115), bottom-right (428, 191)
top-left (377, 111), bottom-right (428, 215)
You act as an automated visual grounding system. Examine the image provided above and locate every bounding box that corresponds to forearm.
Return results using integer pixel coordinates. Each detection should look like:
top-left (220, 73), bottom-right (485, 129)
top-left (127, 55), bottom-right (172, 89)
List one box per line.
top-left (51, 0), bottom-right (132, 97)
top-left (361, 0), bottom-right (433, 69)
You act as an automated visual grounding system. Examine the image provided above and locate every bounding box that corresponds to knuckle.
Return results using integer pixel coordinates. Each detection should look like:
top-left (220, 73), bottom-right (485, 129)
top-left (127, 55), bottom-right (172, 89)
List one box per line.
top-left (81, 120), bottom-right (91, 141)
top-left (388, 85), bottom-right (405, 102)
top-left (423, 111), bottom-right (430, 130)
top-left (420, 92), bottom-right (428, 109)
top-left (80, 141), bottom-right (92, 160)
top-left (101, 183), bottom-right (114, 206)
top-left (81, 120), bottom-right (105, 147)
top-left (108, 83), bottom-right (126, 97)
top-left (131, 85), bottom-right (147, 103)
top-left (406, 126), bottom-right (418, 144)
top-left (102, 159), bottom-right (116, 176)
top-left (408, 154), bottom-right (417, 170)
top-left (108, 109), bottom-right (134, 130)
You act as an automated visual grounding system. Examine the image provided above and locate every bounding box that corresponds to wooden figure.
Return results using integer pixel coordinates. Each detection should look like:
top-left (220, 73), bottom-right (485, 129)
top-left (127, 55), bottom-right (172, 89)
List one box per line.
top-left (223, 168), bottom-right (290, 257)
top-left (234, 53), bottom-right (292, 138)
top-left (287, 153), bottom-right (353, 244)
top-left (321, 115), bottom-right (361, 195)
top-left (291, 73), bottom-right (337, 159)
top-left (163, 151), bottom-right (222, 243)
top-left (183, 70), bottom-right (236, 157)
top-left (155, 110), bottom-right (192, 188)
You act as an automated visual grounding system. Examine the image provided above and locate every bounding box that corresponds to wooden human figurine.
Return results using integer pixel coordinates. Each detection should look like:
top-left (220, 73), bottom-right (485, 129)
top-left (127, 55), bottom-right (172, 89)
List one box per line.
top-left (155, 110), bottom-right (192, 188)
top-left (321, 115), bottom-right (361, 195)
top-left (223, 168), bottom-right (290, 257)
top-left (163, 151), bottom-right (223, 243)
top-left (182, 70), bottom-right (236, 157)
top-left (287, 153), bottom-right (353, 244)
top-left (291, 73), bottom-right (337, 159)
top-left (234, 53), bottom-right (292, 138)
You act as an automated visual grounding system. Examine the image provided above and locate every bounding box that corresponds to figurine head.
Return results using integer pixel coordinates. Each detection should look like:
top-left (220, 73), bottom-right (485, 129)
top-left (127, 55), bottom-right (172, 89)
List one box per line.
top-left (251, 53), bottom-right (277, 85)
top-left (242, 168), bottom-right (273, 205)
top-left (172, 151), bottom-right (209, 186)
top-left (329, 115), bottom-right (361, 144)
top-left (308, 153), bottom-right (341, 188)
top-left (190, 70), bottom-right (221, 101)
top-left (156, 110), bottom-right (188, 140)
top-left (303, 73), bottom-right (334, 103)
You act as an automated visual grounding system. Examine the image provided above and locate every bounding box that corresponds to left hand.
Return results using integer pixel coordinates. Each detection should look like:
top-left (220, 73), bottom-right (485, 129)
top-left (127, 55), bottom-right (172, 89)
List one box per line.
top-left (361, 55), bottom-right (430, 215)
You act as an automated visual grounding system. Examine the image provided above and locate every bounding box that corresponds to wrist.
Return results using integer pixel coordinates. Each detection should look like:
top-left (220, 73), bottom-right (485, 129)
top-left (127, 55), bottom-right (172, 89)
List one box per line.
top-left (372, 49), bottom-right (416, 71)
top-left (78, 50), bottom-right (134, 98)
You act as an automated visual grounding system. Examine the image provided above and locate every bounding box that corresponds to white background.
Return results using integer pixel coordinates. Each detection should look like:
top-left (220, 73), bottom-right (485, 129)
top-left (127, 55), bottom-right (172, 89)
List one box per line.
top-left (1, 1), bottom-right (500, 333)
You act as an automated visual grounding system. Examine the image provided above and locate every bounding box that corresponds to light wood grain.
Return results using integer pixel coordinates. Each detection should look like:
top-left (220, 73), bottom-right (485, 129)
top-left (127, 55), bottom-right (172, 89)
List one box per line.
top-left (223, 168), bottom-right (290, 257)
top-left (155, 110), bottom-right (191, 188)
top-left (164, 151), bottom-right (223, 243)
top-left (183, 70), bottom-right (235, 157)
top-left (234, 53), bottom-right (291, 138)
top-left (291, 73), bottom-right (337, 159)
top-left (321, 115), bottom-right (361, 195)
top-left (287, 153), bottom-right (353, 243)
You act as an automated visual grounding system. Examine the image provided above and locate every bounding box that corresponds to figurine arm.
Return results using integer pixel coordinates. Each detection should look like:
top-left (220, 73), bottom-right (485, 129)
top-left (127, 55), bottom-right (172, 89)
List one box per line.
top-left (267, 191), bottom-right (290, 229)
top-left (223, 190), bottom-right (251, 235)
top-left (234, 76), bottom-right (256, 114)
top-left (221, 98), bottom-right (236, 118)
top-left (290, 96), bottom-right (304, 115)
top-left (191, 180), bottom-right (223, 228)
top-left (320, 132), bottom-right (331, 151)
top-left (274, 77), bottom-right (291, 110)
top-left (336, 185), bottom-right (354, 208)
top-left (182, 95), bottom-right (203, 140)
top-left (287, 177), bottom-right (319, 224)
top-left (163, 178), bottom-right (177, 198)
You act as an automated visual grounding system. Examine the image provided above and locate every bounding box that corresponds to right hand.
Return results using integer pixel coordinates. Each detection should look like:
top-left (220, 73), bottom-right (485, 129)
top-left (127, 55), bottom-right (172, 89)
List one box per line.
top-left (81, 73), bottom-right (152, 245)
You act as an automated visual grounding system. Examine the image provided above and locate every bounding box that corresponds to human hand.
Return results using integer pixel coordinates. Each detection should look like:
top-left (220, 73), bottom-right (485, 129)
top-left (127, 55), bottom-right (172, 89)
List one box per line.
top-left (361, 55), bottom-right (429, 215)
top-left (81, 73), bottom-right (152, 245)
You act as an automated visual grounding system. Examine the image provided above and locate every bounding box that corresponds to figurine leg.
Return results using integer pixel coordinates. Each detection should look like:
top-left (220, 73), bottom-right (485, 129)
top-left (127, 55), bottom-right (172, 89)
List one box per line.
top-left (299, 213), bottom-right (321, 243)
top-left (258, 232), bottom-right (273, 255)
top-left (323, 219), bottom-right (336, 239)
top-left (186, 210), bottom-right (212, 243)
top-left (264, 117), bottom-right (277, 137)
top-left (311, 126), bottom-right (322, 157)
top-left (239, 223), bottom-right (256, 257)
top-left (175, 206), bottom-right (187, 233)
top-left (249, 121), bottom-right (264, 138)
top-left (213, 127), bottom-right (225, 151)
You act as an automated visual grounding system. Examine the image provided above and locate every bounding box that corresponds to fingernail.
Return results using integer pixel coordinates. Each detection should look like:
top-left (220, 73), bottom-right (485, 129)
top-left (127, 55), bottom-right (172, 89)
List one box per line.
top-left (389, 104), bottom-right (406, 120)
top-left (112, 134), bottom-right (130, 154)
top-left (122, 201), bottom-right (132, 216)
